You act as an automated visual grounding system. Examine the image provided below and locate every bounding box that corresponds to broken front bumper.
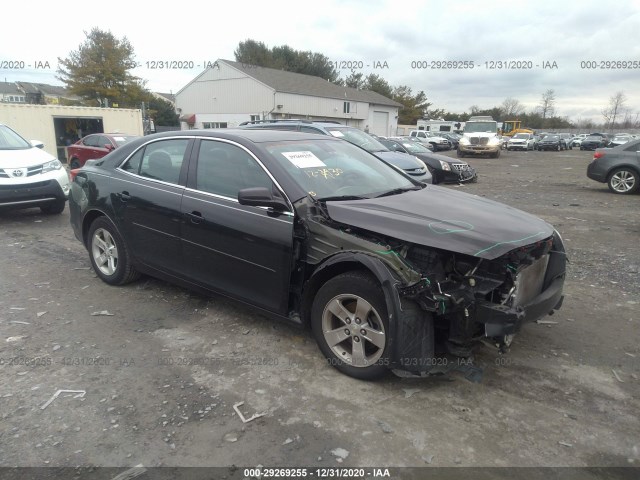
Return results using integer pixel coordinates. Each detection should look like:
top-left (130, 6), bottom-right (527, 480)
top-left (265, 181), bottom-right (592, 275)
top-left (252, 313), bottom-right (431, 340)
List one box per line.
top-left (478, 276), bottom-right (564, 336)
top-left (477, 245), bottom-right (566, 337)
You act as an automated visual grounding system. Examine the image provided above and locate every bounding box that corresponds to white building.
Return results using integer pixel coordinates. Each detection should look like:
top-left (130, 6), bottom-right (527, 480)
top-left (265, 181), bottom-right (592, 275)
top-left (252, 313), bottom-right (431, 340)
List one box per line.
top-left (175, 59), bottom-right (402, 137)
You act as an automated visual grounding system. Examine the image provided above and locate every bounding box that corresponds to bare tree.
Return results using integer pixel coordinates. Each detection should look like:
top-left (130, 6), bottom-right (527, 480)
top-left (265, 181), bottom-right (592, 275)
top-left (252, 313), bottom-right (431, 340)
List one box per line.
top-left (538, 89), bottom-right (556, 120)
top-left (501, 97), bottom-right (525, 117)
top-left (602, 92), bottom-right (628, 128)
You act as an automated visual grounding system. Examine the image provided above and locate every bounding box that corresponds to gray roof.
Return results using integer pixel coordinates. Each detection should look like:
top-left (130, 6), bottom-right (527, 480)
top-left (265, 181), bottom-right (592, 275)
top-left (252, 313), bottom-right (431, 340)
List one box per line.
top-left (0, 82), bottom-right (22, 95)
top-left (221, 59), bottom-right (402, 108)
top-left (155, 92), bottom-right (176, 103)
top-left (16, 82), bottom-right (79, 98)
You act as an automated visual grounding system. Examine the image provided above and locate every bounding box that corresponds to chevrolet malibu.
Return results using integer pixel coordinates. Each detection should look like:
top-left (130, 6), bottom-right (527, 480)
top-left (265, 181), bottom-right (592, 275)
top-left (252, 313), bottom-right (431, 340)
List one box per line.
top-left (69, 130), bottom-right (567, 379)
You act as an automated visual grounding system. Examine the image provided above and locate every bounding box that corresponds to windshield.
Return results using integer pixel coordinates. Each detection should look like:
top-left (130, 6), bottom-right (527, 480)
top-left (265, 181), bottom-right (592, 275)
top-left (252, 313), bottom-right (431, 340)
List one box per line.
top-left (513, 133), bottom-right (529, 139)
top-left (464, 122), bottom-right (498, 133)
top-left (545, 135), bottom-right (559, 140)
top-left (400, 141), bottom-right (429, 153)
top-left (0, 125), bottom-right (32, 150)
top-left (112, 135), bottom-right (138, 146)
top-left (325, 127), bottom-right (389, 153)
top-left (264, 139), bottom-right (416, 200)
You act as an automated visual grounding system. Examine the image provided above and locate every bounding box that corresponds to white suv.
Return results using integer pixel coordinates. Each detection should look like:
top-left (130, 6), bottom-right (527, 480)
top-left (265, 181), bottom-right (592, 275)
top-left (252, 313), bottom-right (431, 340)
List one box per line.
top-left (507, 133), bottom-right (535, 151)
top-left (0, 124), bottom-right (70, 214)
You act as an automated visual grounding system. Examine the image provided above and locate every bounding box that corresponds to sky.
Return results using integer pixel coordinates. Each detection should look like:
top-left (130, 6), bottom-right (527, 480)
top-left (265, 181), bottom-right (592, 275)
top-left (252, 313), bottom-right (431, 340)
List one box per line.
top-left (2, 0), bottom-right (639, 124)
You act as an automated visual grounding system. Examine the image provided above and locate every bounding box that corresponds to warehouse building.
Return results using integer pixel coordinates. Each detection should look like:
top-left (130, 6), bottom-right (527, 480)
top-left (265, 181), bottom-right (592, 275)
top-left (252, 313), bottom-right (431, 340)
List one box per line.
top-left (175, 59), bottom-right (401, 136)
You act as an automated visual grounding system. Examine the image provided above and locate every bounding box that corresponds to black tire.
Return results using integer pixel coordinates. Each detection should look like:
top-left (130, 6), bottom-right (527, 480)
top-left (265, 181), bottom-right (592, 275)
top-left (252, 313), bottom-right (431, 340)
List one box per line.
top-left (607, 167), bottom-right (639, 195)
top-left (87, 216), bottom-right (140, 285)
top-left (311, 271), bottom-right (390, 380)
top-left (456, 148), bottom-right (465, 158)
top-left (40, 199), bottom-right (66, 215)
top-left (69, 158), bottom-right (81, 169)
top-left (492, 150), bottom-right (501, 158)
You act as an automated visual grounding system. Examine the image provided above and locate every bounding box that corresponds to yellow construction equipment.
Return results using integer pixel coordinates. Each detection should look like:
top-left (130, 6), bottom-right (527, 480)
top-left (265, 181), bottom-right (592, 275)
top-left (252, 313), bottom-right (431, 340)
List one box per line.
top-left (500, 120), bottom-right (535, 137)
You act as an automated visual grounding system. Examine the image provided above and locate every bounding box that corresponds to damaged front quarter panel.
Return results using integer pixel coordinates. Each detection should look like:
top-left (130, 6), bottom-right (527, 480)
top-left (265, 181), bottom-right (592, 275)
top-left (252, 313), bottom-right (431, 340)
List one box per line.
top-left (295, 189), bottom-right (567, 376)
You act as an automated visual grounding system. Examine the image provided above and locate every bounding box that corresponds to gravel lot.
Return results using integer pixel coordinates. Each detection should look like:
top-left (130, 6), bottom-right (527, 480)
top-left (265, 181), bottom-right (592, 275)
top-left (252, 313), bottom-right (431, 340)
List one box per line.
top-left (0, 147), bottom-right (638, 477)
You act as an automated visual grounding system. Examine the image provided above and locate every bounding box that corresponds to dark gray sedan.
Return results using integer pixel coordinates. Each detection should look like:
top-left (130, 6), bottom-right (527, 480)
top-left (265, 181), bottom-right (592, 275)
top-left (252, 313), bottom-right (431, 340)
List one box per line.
top-left (587, 138), bottom-right (640, 194)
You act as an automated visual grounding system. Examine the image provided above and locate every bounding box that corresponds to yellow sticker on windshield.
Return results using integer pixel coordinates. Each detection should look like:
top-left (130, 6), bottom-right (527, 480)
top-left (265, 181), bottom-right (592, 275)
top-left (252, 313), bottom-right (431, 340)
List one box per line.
top-left (305, 168), bottom-right (344, 179)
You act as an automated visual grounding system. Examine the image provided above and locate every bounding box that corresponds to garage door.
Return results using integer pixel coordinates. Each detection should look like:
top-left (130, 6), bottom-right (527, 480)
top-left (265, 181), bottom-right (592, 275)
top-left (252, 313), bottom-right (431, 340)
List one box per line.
top-left (372, 111), bottom-right (389, 136)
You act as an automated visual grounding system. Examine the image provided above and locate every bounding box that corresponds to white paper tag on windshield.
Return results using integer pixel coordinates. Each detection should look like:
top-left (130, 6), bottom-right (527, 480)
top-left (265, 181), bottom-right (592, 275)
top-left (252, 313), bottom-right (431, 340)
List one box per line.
top-left (328, 131), bottom-right (344, 137)
top-left (281, 151), bottom-right (326, 168)
top-left (113, 137), bottom-right (126, 142)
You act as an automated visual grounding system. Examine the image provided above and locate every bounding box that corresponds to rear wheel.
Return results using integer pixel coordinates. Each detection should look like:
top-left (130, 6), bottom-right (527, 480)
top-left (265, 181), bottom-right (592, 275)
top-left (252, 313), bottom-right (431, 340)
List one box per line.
top-left (88, 216), bottom-right (140, 285)
top-left (69, 158), bottom-right (81, 169)
top-left (608, 168), bottom-right (639, 194)
top-left (311, 272), bottom-right (390, 380)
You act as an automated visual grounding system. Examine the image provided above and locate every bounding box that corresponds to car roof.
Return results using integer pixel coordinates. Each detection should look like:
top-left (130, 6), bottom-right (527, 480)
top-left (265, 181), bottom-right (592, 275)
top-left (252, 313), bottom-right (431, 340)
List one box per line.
top-left (120, 128), bottom-right (342, 144)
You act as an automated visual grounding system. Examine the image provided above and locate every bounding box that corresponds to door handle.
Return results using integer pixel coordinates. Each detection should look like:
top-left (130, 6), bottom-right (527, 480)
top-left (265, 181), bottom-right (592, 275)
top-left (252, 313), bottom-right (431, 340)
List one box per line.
top-left (117, 191), bottom-right (131, 201)
top-left (186, 211), bottom-right (204, 224)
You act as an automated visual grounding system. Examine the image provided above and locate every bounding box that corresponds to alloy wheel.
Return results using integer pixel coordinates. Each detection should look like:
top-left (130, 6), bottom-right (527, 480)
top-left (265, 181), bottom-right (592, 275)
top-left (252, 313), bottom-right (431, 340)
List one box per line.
top-left (91, 228), bottom-right (119, 276)
top-left (321, 294), bottom-right (386, 368)
top-left (610, 170), bottom-right (636, 193)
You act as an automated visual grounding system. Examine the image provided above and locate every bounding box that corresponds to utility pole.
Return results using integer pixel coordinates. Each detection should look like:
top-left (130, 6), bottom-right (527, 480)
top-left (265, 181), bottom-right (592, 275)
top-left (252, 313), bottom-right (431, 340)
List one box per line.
top-left (141, 102), bottom-right (147, 135)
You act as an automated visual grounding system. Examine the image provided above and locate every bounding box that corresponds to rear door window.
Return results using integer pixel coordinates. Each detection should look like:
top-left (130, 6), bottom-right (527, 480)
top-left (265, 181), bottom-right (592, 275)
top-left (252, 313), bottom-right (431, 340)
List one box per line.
top-left (138, 139), bottom-right (189, 184)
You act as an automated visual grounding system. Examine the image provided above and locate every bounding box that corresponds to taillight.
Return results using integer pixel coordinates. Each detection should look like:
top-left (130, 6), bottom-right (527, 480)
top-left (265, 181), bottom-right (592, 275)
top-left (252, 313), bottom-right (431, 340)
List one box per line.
top-left (593, 151), bottom-right (605, 160)
top-left (69, 168), bottom-right (81, 181)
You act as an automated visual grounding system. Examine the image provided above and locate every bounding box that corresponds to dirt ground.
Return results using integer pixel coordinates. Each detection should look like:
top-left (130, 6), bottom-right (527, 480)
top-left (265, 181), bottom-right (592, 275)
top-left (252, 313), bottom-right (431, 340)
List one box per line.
top-left (0, 147), bottom-right (638, 477)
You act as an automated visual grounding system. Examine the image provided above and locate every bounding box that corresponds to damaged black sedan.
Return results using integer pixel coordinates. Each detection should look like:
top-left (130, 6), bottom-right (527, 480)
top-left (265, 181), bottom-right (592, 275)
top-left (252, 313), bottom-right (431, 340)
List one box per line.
top-left (69, 130), bottom-right (567, 380)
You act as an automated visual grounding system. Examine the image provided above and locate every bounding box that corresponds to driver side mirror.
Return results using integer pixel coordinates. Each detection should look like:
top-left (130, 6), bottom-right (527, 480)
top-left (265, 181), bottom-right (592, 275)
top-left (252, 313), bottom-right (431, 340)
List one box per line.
top-left (238, 187), bottom-right (289, 211)
top-left (30, 140), bottom-right (45, 149)
top-left (104, 144), bottom-right (114, 151)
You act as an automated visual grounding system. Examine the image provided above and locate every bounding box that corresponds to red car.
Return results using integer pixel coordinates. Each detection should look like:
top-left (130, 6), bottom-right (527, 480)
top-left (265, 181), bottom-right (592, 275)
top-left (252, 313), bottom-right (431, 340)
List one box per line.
top-left (67, 134), bottom-right (139, 169)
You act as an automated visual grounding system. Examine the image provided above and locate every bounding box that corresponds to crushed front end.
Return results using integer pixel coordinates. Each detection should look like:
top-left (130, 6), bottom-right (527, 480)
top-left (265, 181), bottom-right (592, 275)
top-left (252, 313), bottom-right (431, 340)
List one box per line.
top-left (397, 231), bottom-right (566, 366)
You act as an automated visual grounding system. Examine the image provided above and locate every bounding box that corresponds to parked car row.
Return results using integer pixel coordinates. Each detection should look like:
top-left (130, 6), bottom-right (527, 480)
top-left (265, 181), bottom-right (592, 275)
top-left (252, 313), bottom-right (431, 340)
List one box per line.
top-left (239, 120), bottom-right (433, 184)
top-left (408, 130), bottom-right (454, 151)
top-left (501, 131), bottom-right (639, 153)
top-left (378, 137), bottom-right (477, 184)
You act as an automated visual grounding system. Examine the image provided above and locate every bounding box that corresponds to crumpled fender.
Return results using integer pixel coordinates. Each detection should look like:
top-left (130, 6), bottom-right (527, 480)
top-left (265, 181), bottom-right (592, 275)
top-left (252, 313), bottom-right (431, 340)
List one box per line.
top-left (304, 251), bottom-right (416, 369)
top-left (305, 252), bottom-right (433, 372)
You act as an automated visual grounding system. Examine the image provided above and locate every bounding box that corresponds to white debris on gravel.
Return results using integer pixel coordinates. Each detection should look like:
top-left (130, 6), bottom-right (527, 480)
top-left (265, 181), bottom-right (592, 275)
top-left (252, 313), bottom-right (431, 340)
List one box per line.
top-left (402, 388), bottom-right (420, 398)
top-left (331, 447), bottom-right (349, 460)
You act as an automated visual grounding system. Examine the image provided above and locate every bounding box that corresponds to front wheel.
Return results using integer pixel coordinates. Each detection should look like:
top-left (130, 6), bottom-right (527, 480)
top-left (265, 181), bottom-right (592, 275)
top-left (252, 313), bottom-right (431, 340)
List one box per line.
top-left (69, 158), bottom-right (81, 170)
top-left (311, 272), bottom-right (390, 380)
top-left (608, 168), bottom-right (639, 194)
top-left (456, 148), bottom-right (465, 158)
top-left (88, 216), bottom-right (140, 285)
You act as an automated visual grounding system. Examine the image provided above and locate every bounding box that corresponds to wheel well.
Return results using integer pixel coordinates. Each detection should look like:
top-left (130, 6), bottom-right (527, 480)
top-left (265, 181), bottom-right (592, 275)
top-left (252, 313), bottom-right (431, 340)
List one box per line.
top-left (300, 261), bottom-right (374, 327)
top-left (607, 165), bottom-right (640, 180)
top-left (82, 210), bottom-right (106, 246)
